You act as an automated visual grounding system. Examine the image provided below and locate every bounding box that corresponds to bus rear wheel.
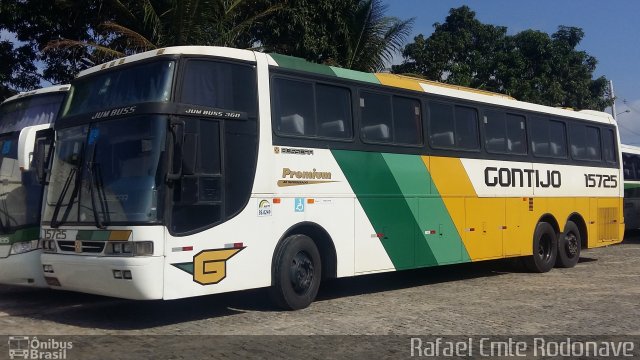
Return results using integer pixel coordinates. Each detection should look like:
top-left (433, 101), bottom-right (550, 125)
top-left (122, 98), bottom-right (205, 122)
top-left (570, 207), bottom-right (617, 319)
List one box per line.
top-left (556, 221), bottom-right (581, 268)
top-left (524, 222), bottom-right (558, 273)
top-left (270, 234), bottom-right (321, 310)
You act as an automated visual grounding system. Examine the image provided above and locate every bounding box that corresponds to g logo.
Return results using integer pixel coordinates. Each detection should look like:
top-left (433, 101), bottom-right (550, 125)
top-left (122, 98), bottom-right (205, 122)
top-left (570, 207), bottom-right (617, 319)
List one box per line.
top-left (193, 248), bottom-right (244, 285)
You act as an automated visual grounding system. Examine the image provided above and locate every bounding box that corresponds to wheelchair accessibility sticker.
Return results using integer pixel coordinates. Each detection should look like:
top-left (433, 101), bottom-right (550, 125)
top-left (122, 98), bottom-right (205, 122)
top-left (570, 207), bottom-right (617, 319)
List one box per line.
top-left (295, 198), bottom-right (305, 212)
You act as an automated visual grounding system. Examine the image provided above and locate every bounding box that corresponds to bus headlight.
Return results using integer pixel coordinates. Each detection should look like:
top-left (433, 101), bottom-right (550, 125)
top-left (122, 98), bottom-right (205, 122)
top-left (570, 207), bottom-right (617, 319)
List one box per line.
top-left (10, 240), bottom-right (40, 255)
top-left (134, 242), bottom-right (153, 256)
top-left (105, 241), bottom-right (153, 256)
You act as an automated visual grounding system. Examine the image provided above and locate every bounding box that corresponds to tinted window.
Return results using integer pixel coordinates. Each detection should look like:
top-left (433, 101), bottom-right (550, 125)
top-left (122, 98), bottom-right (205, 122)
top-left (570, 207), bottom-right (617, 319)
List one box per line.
top-left (272, 78), bottom-right (352, 139)
top-left (624, 153), bottom-right (640, 180)
top-left (272, 78), bottom-right (315, 136)
top-left (360, 92), bottom-right (393, 143)
top-left (0, 93), bottom-right (65, 133)
top-left (316, 84), bottom-right (352, 139)
top-left (484, 110), bottom-right (507, 153)
top-left (455, 106), bottom-right (479, 150)
top-left (506, 114), bottom-right (527, 154)
top-left (602, 128), bottom-right (617, 163)
top-left (570, 123), bottom-right (601, 161)
top-left (64, 60), bottom-right (175, 116)
top-left (429, 102), bottom-right (455, 148)
top-left (181, 60), bottom-right (257, 115)
top-left (531, 117), bottom-right (567, 158)
top-left (393, 97), bottom-right (422, 145)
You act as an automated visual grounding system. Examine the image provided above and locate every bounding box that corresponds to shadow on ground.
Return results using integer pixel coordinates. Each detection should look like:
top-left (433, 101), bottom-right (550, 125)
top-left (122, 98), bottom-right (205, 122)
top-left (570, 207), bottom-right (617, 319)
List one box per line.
top-left (0, 260), bottom-right (514, 331)
top-left (3, 233), bottom-right (636, 331)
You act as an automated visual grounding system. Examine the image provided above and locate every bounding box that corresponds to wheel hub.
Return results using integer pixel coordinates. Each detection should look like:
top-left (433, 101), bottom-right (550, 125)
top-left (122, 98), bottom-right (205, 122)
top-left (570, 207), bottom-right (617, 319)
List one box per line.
top-left (565, 233), bottom-right (579, 256)
top-left (290, 251), bottom-right (314, 294)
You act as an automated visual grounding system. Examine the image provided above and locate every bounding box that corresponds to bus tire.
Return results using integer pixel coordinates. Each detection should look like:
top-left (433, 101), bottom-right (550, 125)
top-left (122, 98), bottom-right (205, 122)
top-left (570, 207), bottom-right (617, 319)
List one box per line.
top-left (556, 221), bottom-right (581, 268)
top-left (524, 222), bottom-right (558, 273)
top-left (270, 234), bottom-right (321, 310)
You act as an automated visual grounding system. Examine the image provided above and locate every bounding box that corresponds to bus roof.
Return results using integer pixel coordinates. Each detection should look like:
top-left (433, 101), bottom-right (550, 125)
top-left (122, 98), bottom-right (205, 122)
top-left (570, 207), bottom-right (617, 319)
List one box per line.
top-left (77, 46), bottom-right (257, 78)
top-left (621, 144), bottom-right (640, 154)
top-left (74, 46), bottom-right (615, 126)
top-left (3, 84), bottom-right (70, 104)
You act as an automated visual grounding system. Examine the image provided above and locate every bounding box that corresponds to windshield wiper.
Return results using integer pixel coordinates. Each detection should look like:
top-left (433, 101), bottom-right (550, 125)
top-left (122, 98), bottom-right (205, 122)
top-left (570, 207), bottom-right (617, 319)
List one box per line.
top-left (88, 143), bottom-right (109, 229)
top-left (49, 167), bottom-right (77, 228)
top-left (0, 196), bottom-right (11, 234)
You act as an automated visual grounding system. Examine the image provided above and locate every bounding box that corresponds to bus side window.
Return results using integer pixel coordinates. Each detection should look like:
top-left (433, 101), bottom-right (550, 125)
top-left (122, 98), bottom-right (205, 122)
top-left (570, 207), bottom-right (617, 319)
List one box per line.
top-left (531, 117), bottom-right (567, 158)
top-left (393, 96), bottom-right (422, 145)
top-left (548, 120), bottom-right (567, 158)
top-left (454, 105), bottom-right (479, 150)
top-left (429, 102), bottom-right (455, 148)
top-left (360, 91), bottom-right (392, 143)
top-left (483, 110), bottom-right (506, 153)
top-left (316, 84), bottom-right (352, 139)
top-left (506, 114), bottom-right (527, 154)
top-left (272, 78), bottom-right (315, 137)
top-left (602, 128), bottom-right (617, 163)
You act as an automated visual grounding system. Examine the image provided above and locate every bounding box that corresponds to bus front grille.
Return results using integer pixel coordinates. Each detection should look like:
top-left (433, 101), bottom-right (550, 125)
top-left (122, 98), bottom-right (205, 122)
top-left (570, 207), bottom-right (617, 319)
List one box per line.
top-left (57, 241), bottom-right (106, 254)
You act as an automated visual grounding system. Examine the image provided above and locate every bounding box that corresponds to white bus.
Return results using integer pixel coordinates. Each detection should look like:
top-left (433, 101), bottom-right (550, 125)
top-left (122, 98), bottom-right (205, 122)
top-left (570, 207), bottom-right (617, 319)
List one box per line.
top-left (40, 47), bottom-right (623, 309)
top-left (621, 144), bottom-right (640, 230)
top-left (0, 85), bottom-right (69, 287)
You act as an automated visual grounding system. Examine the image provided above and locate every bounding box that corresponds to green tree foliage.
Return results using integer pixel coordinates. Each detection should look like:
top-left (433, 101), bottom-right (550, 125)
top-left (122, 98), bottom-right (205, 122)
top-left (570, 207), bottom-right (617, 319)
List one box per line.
top-left (0, 41), bottom-right (40, 99)
top-left (257, 0), bottom-right (413, 71)
top-left (0, 0), bottom-right (122, 89)
top-left (0, 0), bottom-right (412, 98)
top-left (393, 6), bottom-right (611, 110)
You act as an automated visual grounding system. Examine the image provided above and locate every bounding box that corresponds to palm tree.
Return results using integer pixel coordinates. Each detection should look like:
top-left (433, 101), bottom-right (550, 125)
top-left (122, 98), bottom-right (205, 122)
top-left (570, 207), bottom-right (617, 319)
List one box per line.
top-left (257, 0), bottom-right (413, 72)
top-left (45, 0), bottom-right (283, 63)
top-left (340, 0), bottom-right (414, 72)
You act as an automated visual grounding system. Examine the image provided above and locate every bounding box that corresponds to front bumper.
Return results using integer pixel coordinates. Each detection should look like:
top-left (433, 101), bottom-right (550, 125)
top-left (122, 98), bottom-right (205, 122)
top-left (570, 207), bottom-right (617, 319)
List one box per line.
top-left (40, 253), bottom-right (164, 300)
top-left (0, 249), bottom-right (47, 287)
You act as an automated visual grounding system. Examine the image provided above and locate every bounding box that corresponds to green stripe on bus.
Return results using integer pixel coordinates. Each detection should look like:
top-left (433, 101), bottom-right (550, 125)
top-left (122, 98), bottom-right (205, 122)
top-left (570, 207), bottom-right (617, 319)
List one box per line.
top-left (172, 262), bottom-right (194, 275)
top-left (624, 182), bottom-right (640, 190)
top-left (76, 230), bottom-right (110, 241)
top-left (332, 150), bottom-right (436, 269)
top-left (330, 67), bottom-right (380, 84)
top-left (0, 226), bottom-right (40, 244)
top-left (269, 54), bottom-right (336, 77)
top-left (381, 153), bottom-right (470, 265)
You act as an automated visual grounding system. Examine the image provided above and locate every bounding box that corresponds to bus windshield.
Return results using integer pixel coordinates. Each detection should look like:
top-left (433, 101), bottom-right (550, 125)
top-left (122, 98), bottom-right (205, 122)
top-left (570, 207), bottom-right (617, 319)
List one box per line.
top-left (0, 93), bottom-right (65, 133)
top-left (43, 116), bottom-right (166, 227)
top-left (0, 133), bottom-right (41, 234)
top-left (0, 93), bottom-right (65, 234)
top-left (62, 60), bottom-right (175, 117)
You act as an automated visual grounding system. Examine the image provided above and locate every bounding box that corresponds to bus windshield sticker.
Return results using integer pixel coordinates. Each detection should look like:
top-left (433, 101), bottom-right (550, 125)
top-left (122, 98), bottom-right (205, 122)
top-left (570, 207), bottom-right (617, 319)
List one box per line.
top-left (88, 128), bottom-right (100, 145)
top-left (1, 140), bottom-right (11, 154)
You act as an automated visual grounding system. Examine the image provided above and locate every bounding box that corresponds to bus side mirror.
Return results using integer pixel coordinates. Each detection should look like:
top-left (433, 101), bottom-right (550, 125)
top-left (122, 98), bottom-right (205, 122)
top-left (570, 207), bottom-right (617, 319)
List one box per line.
top-left (33, 129), bottom-right (54, 185)
top-left (166, 120), bottom-right (185, 182)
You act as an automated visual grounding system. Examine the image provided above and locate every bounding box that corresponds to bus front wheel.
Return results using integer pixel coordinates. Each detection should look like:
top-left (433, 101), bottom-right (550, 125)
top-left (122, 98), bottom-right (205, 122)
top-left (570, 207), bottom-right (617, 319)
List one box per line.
top-left (270, 234), bottom-right (322, 310)
top-left (524, 222), bottom-right (558, 273)
top-left (556, 221), bottom-right (581, 268)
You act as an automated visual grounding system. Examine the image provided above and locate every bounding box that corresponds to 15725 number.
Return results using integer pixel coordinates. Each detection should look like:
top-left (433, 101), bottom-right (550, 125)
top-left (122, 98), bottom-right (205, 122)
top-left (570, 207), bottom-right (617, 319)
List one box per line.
top-left (42, 229), bottom-right (67, 240)
top-left (584, 174), bottom-right (617, 188)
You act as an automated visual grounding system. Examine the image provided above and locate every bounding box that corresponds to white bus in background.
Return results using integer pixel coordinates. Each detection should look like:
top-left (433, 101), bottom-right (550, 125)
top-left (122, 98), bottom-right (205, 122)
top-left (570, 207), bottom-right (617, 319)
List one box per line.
top-left (622, 144), bottom-right (640, 231)
top-left (0, 85), bottom-right (69, 287)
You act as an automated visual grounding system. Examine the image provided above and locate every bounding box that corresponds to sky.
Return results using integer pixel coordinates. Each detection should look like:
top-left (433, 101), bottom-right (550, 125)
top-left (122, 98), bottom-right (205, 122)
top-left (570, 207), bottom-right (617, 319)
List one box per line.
top-left (383, 0), bottom-right (640, 146)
